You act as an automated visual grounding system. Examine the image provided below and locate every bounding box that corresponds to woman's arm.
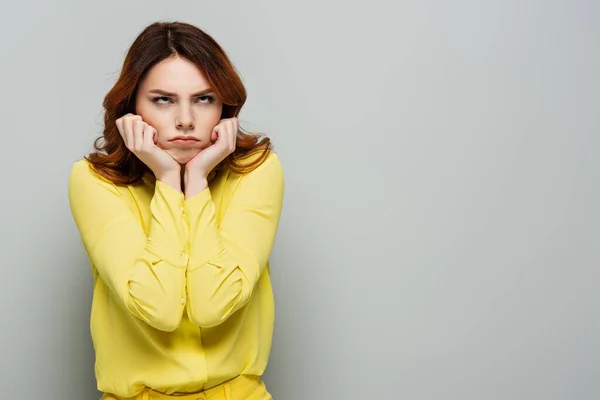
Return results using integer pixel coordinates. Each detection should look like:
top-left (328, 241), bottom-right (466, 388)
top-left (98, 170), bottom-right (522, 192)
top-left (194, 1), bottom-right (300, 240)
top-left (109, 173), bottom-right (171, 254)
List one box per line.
top-left (68, 160), bottom-right (188, 332)
top-left (183, 153), bottom-right (284, 327)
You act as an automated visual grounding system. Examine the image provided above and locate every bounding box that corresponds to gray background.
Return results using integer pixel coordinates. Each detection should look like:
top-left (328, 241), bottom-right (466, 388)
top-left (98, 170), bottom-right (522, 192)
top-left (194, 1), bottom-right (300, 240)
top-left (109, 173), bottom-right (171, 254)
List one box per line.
top-left (0, 0), bottom-right (599, 399)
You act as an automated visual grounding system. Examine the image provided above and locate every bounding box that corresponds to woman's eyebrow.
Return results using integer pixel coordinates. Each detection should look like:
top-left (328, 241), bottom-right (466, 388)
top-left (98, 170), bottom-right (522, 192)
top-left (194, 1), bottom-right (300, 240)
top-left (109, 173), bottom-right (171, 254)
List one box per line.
top-left (148, 88), bottom-right (214, 97)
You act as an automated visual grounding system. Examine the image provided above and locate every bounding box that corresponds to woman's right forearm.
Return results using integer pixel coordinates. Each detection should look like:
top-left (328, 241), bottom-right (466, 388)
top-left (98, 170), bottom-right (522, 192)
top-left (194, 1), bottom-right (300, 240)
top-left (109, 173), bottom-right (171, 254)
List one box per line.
top-left (156, 171), bottom-right (182, 193)
top-left (69, 161), bottom-right (190, 331)
top-left (124, 254), bottom-right (187, 332)
top-left (122, 179), bottom-right (189, 330)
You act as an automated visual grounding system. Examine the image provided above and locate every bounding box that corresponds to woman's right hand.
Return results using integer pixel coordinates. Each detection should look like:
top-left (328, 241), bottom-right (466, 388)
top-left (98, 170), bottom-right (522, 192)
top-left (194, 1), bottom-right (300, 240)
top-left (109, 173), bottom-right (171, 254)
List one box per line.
top-left (116, 114), bottom-right (180, 180)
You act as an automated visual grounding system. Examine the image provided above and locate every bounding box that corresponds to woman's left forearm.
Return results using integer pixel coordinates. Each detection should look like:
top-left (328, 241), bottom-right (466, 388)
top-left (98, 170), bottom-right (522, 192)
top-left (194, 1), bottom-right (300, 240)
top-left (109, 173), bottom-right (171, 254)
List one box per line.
top-left (183, 171), bottom-right (209, 199)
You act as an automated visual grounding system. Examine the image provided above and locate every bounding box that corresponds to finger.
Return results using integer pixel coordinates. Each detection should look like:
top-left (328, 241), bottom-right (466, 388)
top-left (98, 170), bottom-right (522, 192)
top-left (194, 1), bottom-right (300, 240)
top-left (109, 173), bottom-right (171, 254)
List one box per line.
top-left (224, 121), bottom-right (232, 150)
top-left (211, 125), bottom-right (219, 143)
top-left (125, 114), bottom-right (142, 131)
top-left (152, 127), bottom-right (158, 144)
top-left (233, 117), bottom-right (238, 135)
top-left (115, 118), bottom-right (125, 142)
top-left (132, 120), bottom-right (146, 152)
top-left (228, 120), bottom-right (237, 151)
top-left (142, 124), bottom-right (155, 151)
top-left (122, 117), bottom-right (134, 149)
top-left (231, 127), bottom-right (237, 151)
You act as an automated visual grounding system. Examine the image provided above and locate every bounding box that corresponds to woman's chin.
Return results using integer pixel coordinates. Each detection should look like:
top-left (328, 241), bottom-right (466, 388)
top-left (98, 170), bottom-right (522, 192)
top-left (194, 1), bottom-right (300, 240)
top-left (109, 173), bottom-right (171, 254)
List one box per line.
top-left (168, 149), bottom-right (201, 165)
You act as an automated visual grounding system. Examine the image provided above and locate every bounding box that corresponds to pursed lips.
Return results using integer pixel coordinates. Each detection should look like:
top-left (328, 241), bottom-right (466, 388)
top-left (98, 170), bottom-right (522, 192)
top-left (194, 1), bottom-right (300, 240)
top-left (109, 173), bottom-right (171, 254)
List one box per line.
top-left (169, 136), bottom-right (200, 145)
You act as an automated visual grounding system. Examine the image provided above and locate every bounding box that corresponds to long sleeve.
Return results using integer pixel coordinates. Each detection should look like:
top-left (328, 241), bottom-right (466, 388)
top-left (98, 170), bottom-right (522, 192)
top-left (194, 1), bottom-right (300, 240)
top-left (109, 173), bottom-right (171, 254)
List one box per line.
top-left (183, 153), bottom-right (284, 328)
top-left (68, 160), bottom-right (188, 332)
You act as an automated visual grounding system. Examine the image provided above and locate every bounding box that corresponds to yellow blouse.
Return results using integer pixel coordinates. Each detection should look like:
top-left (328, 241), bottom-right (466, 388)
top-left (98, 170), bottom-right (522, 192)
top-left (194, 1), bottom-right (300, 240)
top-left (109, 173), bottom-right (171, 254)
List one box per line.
top-left (68, 151), bottom-right (284, 397)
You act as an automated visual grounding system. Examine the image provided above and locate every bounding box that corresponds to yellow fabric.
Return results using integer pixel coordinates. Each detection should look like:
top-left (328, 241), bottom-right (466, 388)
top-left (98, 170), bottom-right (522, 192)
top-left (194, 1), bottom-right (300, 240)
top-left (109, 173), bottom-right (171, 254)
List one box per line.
top-left (68, 152), bottom-right (284, 398)
top-left (100, 375), bottom-right (271, 400)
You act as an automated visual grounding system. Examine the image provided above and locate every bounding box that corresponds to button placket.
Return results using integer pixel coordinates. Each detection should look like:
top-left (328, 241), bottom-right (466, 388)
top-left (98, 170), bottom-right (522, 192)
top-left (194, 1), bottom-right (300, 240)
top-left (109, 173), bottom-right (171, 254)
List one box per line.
top-left (181, 200), bottom-right (191, 267)
top-left (180, 200), bottom-right (191, 309)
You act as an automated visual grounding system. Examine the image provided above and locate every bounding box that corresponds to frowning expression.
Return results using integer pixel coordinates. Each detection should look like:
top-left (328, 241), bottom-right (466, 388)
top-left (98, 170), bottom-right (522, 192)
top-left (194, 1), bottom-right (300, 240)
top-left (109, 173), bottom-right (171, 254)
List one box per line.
top-left (135, 55), bottom-right (223, 164)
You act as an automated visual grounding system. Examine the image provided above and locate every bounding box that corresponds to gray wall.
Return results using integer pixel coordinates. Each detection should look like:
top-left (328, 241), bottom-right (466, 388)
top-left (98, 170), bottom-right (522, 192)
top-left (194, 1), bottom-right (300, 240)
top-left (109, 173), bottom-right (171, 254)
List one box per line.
top-left (1, 1), bottom-right (598, 399)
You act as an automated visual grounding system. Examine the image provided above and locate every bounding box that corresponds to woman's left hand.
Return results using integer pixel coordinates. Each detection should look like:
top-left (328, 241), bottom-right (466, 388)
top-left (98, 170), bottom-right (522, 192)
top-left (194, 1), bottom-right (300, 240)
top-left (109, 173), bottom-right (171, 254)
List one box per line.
top-left (185, 117), bottom-right (239, 179)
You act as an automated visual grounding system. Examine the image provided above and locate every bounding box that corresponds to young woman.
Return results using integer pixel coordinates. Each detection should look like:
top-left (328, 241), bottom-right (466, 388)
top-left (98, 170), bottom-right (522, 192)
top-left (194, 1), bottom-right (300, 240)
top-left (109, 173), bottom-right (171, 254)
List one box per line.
top-left (68, 21), bottom-right (284, 400)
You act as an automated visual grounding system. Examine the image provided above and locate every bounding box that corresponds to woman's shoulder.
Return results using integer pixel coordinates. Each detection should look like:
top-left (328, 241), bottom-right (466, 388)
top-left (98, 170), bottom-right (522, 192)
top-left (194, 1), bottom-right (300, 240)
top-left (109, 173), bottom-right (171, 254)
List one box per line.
top-left (69, 158), bottom-right (93, 180)
top-left (68, 157), bottom-right (117, 189)
top-left (238, 151), bottom-right (284, 195)
top-left (237, 150), bottom-right (283, 175)
top-left (231, 150), bottom-right (283, 186)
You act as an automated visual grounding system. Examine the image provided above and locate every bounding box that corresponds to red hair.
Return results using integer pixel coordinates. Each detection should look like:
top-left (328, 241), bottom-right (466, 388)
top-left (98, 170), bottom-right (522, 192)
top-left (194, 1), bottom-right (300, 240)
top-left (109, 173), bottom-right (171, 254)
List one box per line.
top-left (86, 21), bottom-right (272, 185)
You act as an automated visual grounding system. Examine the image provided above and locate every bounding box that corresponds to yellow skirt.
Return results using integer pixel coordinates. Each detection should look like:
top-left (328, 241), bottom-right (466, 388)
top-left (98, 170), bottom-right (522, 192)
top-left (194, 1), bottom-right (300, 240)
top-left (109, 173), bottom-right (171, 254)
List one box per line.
top-left (100, 375), bottom-right (272, 400)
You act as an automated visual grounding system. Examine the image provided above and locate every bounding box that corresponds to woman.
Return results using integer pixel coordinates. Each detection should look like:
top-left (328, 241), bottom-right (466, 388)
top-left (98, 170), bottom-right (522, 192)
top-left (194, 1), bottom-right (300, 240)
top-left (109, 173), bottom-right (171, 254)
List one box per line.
top-left (68, 21), bottom-right (284, 400)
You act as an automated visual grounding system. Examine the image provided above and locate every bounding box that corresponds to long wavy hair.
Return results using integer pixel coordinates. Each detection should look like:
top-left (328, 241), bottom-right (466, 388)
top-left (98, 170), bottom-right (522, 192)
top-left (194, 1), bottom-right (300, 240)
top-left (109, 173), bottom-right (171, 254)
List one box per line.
top-left (86, 21), bottom-right (272, 185)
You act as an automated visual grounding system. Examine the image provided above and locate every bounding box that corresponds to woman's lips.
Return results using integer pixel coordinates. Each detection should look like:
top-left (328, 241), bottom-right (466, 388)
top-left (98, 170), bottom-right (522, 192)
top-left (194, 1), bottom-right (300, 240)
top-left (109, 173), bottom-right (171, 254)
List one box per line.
top-left (170, 137), bottom-right (199, 146)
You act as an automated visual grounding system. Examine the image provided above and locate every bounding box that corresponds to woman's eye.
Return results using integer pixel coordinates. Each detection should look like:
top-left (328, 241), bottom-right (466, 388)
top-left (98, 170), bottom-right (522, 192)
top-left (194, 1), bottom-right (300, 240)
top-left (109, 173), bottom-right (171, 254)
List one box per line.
top-left (152, 96), bottom-right (170, 104)
top-left (197, 95), bottom-right (215, 104)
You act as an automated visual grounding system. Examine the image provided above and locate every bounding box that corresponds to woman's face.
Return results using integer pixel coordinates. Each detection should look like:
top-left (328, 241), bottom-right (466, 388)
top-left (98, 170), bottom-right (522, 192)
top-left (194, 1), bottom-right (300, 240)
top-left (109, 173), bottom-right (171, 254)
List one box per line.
top-left (135, 55), bottom-right (223, 165)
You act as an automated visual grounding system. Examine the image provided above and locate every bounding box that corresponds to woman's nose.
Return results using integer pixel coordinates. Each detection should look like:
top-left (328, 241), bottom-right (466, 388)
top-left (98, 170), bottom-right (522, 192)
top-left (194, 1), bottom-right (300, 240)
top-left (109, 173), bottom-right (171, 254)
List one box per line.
top-left (176, 107), bottom-right (195, 130)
